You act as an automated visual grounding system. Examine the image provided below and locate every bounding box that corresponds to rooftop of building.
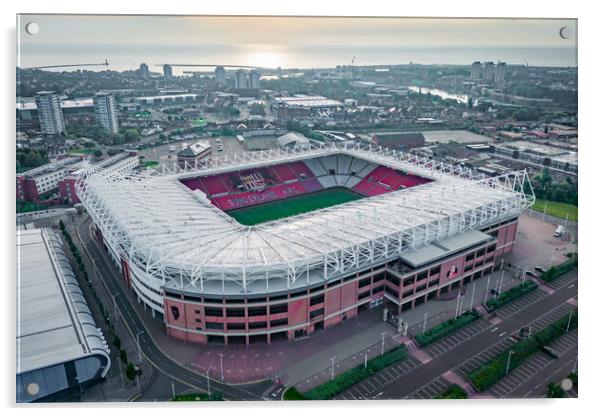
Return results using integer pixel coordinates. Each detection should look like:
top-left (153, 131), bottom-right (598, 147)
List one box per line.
top-left (16, 228), bottom-right (110, 375)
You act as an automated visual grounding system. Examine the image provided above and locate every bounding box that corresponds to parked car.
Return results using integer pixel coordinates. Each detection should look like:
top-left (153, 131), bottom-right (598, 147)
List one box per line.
top-left (535, 266), bottom-right (548, 273)
top-left (525, 270), bottom-right (536, 277)
top-left (489, 289), bottom-right (499, 296)
top-left (542, 346), bottom-right (559, 359)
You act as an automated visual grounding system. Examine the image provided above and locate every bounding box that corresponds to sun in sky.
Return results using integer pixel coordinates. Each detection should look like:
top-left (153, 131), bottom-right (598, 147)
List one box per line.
top-left (247, 52), bottom-right (285, 69)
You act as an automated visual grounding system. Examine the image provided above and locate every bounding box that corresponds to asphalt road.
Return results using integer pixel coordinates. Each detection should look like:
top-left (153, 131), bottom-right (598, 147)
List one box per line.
top-left (74, 215), bottom-right (275, 401)
top-left (373, 275), bottom-right (577, 399)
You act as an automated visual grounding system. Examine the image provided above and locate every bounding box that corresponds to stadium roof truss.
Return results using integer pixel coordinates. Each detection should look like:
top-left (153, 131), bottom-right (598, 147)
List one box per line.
top-left (77, 142), bottom-right (535, 295)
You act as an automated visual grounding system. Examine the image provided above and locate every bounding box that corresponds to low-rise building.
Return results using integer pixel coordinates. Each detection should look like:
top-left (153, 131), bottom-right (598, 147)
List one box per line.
top-left (17, 228), bottom-right (111, 402)
top-left (177, 141), bottom-right (212, 165)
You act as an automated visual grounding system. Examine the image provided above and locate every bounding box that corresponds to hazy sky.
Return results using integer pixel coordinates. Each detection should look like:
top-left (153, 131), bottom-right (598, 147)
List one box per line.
top-left (17, 15), bottom-right (578, 70)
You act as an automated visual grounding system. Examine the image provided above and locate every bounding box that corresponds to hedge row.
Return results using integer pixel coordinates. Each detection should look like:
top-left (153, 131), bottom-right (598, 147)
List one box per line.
top-left (172, 392), bottom-right (223, 401)
top-left (434, 384), bottom-right (468, 399)
top-left (540, 256), bottom-right (578, 283)
top-left (485, 280), bottom-right (538, 311)
top-left (304, 345), bottom-right (408, 400)
top-left (468, 309), bottom-right (577, 391)
top-left (283, 387), bottom-right (307, 400)
top-left (415, 311), bottom-right (481, 347)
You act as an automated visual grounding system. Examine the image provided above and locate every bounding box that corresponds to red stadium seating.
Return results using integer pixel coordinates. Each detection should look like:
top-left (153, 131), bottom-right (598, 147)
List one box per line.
top-left (199, 175), bottom-right (229, 195)
top-left (212, 182), bottom-right (308, 210)
top-left (352, 166), bottom-right (431, 196)
top-left (181, 158), bottom-right (432, 210)
top-left (289, 161), bottom-right (314, 178)
top-left (271, 164), bottom-right (298, 182)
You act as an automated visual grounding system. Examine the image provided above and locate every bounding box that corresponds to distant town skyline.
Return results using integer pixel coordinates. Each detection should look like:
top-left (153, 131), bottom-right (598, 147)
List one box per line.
top-left (18, 15), bottom-right (577, 71)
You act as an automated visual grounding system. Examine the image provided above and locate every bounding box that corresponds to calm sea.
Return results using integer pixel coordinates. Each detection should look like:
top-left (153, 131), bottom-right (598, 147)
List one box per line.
top-left (18, 44), bottom-right (577, 73)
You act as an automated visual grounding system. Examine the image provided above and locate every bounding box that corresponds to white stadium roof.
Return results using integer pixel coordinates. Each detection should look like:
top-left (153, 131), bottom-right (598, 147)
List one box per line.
top-left (78, 143), bottom-right (534, 295)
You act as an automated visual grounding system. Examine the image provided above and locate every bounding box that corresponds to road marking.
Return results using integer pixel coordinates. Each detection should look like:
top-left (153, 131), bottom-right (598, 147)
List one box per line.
top-left (490, 327), bottom-right (499, 333)
top-left (498, 332), bottom-right (506, 337)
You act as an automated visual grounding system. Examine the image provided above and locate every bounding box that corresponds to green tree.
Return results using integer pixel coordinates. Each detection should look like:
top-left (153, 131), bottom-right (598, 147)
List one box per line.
top-left (120, 349), bottom-right (128, 364)
top-left (93, 149), bottom-right (103, 158)
top-left (123, 128), bottom-right (141, 143)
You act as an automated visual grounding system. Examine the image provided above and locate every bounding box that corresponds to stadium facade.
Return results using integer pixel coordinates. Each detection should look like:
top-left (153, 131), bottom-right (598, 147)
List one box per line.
top-left (78, 143), bottom-right (534, 345)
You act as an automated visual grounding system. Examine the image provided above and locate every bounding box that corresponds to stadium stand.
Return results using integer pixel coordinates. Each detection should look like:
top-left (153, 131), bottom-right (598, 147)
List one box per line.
top-left (181, 155), bottom-right (432, 212)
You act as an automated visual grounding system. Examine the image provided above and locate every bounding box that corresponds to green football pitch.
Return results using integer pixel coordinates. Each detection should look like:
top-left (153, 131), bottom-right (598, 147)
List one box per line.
top-left (227, 187), bottom-right (364, 226)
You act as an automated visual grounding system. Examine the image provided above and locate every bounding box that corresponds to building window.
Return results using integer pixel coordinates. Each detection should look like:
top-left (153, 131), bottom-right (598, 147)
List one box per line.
top-left (227, 323), bottom-right (245, 330)
top-left (270, 318), bottom-right (288, 327)
top-left (358, 290), bottom-right (370, 300)
top-left (204, 307), bottom-right (223, 317)
top-left (310, 308), bottom-right (324, 319)
top-left (429, 266), bottom-right (441, 275)
top-left (385, 286), bottom-right (399, 298)
top-left (417, 271), bottom-right (428, 281)
top-left (386, 274), bottom-right (400, 286)
top-left (373, 274), bottom-right (385, 282)
top-left (270, 304), bottom-right (288, 315)
top-left (249, 321), bottom-right (267, 329)
top-left (310, 294), bottom-right (324, 306)
top-left (415, 284), bottom-right (427, 293)
top-left (248, 307), bottom-right (267, 317)
top-left (403, 277), bottom-right (415, 286)
top-left (372, 285), bottom-right (384, 294)
top-left (358, 277), bottom-right (372, 288)
top-left (226, 308), bottom-right (245, 317)
top-left (205, 322), bottom-right (224, 330)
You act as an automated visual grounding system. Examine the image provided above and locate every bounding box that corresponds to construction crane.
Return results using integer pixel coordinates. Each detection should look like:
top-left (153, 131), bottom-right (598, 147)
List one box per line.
top-left (24, 59), bottom-right (109, 70)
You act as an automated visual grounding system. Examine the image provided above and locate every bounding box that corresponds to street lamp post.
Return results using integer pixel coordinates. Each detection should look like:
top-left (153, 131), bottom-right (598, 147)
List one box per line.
top-left (171, 380), bottom-right (176, 399)
top-left (566, 311), bottom-right (573, 333)
top-left (330, 357), bottom-right (336, 381)
top-left (505, 350), bottom-right (514, 375)
top-left (521, 267), bottom-right (526, 285)
top-left (422, 312), bottom-right (429, 334)
top-left (112, 293), bottom-right (120, 320)
top-left (543, 202), bottom-right (548, 222)
top-left (484, 274), bottom-right (492, 304)
top-left (136, 330), bottom-right (144, 364)
top-left (497, 269), bottom-right (505, 297)
top-left (218, 353), bottom-right (224, 381)
top-left (470, 282), bottom-right (476, 311)
top-left (454, 292), bottom-right (461, 318)
top-left (206, 369), bottom-right (211, 395)
top-left (364, 353), bottom-right (368, 369)
top-left (380, 332), bottom-right (386, 356)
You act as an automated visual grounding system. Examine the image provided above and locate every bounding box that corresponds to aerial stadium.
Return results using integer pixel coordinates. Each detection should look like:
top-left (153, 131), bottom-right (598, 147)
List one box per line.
top-left (77, 143), bottom-right (534, 345)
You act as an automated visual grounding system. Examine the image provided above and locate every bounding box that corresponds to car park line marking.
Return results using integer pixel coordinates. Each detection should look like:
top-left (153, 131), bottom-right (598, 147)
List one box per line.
top-left (490, 327), bottom-right (499, 333)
